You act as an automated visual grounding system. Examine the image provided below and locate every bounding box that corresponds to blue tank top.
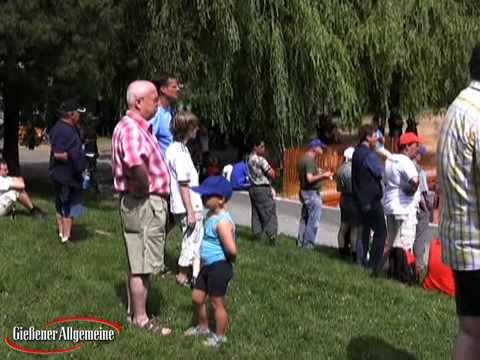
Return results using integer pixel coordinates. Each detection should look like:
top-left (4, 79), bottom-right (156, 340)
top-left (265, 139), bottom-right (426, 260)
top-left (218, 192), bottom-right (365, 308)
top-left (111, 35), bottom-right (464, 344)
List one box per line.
top-left (201, 212), bottom-right (235, 265)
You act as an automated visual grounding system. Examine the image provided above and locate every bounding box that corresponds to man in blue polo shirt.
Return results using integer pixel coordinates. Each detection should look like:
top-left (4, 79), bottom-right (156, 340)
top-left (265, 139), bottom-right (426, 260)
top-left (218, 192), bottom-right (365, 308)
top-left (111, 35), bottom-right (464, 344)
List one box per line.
top-left (49, 98), bottom-right (87, 243)
top-left (151, 72), bottom-right (182, 153)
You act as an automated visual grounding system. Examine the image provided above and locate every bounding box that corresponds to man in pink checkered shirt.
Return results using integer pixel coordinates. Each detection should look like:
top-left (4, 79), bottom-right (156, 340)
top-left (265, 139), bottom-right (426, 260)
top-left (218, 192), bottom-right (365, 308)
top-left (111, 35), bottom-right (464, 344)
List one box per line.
top-left (112, 80), bottom-right (172, 335)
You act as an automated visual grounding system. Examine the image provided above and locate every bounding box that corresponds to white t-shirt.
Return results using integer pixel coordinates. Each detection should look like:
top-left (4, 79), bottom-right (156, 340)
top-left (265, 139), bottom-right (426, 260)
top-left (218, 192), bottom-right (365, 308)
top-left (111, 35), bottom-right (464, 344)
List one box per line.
top-left (165, 142), bottom-right (203, 214)
top-left (383, 154), bottom-right (420, 215)
top-left (0, 176), bottom-right (12, 194)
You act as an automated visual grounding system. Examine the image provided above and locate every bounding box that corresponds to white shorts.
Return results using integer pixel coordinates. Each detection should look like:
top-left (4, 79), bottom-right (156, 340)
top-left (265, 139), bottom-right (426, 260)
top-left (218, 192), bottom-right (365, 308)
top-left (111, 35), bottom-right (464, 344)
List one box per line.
top-left (386, 212), bottom-right (418, 252)
top-left (175, 212), bottom-right (204, 267)
top-left (0, 190), bottom-right (19, 216)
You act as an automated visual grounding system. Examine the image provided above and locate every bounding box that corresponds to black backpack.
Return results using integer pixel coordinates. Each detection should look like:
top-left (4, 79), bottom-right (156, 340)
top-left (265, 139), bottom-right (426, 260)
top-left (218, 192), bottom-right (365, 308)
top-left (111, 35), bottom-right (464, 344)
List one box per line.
top-left (388, 247), bottom-right (418, 285)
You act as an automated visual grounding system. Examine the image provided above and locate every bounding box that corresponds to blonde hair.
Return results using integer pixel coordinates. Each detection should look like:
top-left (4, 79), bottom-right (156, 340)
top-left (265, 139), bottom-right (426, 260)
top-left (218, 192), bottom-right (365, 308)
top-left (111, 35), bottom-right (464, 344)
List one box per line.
top-left (171, 111), bottom-right (199, 141)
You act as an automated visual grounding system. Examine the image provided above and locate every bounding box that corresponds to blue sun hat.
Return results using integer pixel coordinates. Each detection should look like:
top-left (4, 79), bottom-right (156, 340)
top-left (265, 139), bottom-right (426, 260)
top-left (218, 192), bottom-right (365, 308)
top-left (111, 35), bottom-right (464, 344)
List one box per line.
top-left (192, 176), bottom-right (233, 200)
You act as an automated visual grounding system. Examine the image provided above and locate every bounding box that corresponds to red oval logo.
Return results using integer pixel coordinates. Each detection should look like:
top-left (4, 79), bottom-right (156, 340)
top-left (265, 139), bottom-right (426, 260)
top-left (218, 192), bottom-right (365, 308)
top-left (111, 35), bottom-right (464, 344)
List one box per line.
top-left (4, 316), bottom-right (122, 355)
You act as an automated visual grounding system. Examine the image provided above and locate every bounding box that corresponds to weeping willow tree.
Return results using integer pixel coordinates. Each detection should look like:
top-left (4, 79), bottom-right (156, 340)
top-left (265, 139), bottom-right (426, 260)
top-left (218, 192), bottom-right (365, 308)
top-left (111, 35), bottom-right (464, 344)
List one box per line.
top-left (141, 0), bottom-right (480, 154)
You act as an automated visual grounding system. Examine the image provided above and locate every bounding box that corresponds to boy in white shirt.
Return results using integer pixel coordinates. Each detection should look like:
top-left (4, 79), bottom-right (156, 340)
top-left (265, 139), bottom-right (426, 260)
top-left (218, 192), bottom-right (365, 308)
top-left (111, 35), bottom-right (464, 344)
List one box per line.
top-left (165, 111), bottom-right (204, 286)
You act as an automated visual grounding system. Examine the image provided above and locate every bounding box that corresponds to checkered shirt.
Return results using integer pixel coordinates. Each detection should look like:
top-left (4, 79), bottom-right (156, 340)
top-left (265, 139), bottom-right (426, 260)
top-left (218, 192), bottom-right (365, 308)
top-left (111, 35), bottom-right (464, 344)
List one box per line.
top-left (112, 110), bottom-right (170, 195)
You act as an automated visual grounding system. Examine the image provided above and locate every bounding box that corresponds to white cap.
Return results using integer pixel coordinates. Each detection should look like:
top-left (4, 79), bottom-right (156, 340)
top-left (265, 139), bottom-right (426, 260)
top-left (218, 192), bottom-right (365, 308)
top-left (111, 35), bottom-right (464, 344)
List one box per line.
top-left (343, 147), bottom-right (355, 161)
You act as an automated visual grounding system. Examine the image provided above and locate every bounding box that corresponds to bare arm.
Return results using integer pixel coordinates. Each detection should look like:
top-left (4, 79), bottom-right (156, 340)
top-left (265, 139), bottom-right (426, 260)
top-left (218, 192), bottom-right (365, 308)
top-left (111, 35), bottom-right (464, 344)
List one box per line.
top-left (9, 177), bottom-right (26, 191)
top-left (127, 164), bottom-right (150, 197)
top-left (217, 220), bottom-right (237, 262)
top-left (179, 183), bottom-right (196, 226)
top-left (53, 152), bottom-right (68, 161)
top-left (306, 170), bottom-right (333, 184)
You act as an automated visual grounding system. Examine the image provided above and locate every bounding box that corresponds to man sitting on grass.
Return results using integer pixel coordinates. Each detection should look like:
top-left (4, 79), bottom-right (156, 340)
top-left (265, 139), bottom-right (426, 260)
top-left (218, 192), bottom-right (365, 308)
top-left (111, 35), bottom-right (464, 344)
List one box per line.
top-left (0, 160), bottom-right (46, 219)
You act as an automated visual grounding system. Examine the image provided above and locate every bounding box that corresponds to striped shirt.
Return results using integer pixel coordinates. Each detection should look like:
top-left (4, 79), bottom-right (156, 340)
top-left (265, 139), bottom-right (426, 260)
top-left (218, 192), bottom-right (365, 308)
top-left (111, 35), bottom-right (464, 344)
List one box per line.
top-left (112, 110), bottom-right (170, 195)
top-left (437, 81), bottom-right (480, 271)
top-left (247, 153), bottom-right (272, 186)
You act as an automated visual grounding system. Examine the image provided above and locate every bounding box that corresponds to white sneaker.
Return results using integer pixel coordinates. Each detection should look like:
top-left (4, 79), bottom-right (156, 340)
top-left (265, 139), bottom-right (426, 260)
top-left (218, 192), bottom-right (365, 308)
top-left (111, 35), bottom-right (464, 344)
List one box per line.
top-left (203, 333), bottom-right (227, 347)
top-left (184, 325), bottom-right (211, 337)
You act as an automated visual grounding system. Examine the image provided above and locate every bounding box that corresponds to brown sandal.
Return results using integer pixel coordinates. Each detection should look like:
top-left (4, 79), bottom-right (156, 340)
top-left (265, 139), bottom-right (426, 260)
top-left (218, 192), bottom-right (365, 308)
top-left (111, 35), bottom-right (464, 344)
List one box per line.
top-left (134, 318), bottom-right (172, 336)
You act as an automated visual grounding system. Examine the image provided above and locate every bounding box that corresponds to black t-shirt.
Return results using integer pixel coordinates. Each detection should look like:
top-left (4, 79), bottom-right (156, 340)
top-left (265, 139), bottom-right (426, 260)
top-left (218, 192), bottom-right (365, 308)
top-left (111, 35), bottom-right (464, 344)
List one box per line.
top-left (49, 120), bottom-right (86, 188)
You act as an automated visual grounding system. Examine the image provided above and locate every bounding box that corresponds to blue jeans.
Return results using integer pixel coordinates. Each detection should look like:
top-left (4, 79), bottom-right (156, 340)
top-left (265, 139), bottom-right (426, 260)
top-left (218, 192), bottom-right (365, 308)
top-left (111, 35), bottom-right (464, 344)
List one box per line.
top-left (298, 190), bottom-right (322, 249)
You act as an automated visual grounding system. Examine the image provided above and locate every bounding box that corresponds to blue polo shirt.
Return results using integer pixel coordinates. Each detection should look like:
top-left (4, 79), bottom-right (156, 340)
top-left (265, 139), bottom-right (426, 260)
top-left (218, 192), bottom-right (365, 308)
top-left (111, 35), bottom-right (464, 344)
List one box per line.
top-left (151, 106), bottom-right (174, 154)
top-left (48, 120), bottom-right (86, 188)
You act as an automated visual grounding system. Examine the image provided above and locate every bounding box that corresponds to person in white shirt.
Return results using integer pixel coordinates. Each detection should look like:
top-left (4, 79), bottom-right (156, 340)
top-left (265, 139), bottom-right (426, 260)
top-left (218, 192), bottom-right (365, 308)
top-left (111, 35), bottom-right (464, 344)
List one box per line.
top-left (0, 160), bottom-right (46, 219)
top-left (165, 111), bottom-right (204, 287)
top-left (383, 132), bottom-right (421, 259)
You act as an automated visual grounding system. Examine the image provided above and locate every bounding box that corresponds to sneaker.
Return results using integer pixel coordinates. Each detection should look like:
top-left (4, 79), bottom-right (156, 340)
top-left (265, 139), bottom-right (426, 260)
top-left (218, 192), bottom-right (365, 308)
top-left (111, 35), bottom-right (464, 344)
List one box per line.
top-left (203, 333), bottom-right (226, 347)
top-left (184, 325), bottom-right (211, 337)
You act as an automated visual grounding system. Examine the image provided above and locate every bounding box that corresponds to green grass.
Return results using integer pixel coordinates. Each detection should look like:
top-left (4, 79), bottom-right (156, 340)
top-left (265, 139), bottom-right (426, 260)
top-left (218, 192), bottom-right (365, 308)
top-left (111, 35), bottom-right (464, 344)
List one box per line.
top-left (0, 195), bottom-right (456, 359)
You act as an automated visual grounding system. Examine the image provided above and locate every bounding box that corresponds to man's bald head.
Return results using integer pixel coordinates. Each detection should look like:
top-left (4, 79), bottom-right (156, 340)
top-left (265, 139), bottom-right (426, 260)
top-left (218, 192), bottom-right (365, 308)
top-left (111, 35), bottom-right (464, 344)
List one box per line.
top-left (126, 80), bottom-right (158, 120)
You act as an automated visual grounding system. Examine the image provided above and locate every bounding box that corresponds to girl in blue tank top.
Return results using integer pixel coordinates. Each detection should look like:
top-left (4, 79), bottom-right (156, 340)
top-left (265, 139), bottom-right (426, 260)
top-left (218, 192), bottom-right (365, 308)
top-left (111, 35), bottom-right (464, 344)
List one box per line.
top-left (186, 176), bottom-right (237, 347)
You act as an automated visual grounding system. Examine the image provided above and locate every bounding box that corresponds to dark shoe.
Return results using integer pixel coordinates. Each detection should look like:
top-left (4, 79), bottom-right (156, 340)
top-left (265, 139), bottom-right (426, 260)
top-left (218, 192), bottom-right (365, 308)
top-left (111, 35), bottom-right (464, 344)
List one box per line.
top-left (30, 206), bottom-right (47, 220)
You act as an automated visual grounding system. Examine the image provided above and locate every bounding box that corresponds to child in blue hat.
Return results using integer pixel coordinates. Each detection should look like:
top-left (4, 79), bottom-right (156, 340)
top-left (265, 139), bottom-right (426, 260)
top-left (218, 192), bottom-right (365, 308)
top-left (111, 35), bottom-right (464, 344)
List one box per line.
top-left (184, 176), bottom-right (237, 347)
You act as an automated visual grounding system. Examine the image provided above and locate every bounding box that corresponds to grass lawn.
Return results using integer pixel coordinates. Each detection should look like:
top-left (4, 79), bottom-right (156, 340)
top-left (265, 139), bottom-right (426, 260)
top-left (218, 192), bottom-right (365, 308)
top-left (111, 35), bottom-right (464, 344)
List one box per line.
top-left (0, 194), bottom-right (456, 359)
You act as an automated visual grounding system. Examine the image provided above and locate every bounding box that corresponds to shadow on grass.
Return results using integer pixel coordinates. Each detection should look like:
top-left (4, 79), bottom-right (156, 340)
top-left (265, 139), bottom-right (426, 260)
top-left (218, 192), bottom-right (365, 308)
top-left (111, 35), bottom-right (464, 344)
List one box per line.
top-left (347, 336), bottom-right (417, 360)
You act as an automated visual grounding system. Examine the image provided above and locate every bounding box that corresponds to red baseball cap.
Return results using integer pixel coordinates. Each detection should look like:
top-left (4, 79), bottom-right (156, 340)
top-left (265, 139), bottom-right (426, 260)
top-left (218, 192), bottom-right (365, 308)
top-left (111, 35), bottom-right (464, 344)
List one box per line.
top-left (399, 132), bottom-right (423, 145)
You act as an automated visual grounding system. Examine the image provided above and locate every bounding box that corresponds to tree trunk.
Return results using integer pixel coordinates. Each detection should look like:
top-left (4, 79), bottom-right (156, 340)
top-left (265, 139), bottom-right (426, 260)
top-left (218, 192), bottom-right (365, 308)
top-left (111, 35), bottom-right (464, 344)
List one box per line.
top-left (3, 84), bottom-right (20, 175)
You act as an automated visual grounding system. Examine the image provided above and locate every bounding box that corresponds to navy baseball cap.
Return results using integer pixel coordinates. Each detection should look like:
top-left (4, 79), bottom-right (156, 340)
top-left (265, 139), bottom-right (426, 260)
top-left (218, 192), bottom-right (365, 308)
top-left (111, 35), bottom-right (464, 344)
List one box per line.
top-left (309, 139), bottom-right (327, 149)
top-left (192, 176), bottom-right (233, 200)
top-left (59, 98), bottom-right (86, 113)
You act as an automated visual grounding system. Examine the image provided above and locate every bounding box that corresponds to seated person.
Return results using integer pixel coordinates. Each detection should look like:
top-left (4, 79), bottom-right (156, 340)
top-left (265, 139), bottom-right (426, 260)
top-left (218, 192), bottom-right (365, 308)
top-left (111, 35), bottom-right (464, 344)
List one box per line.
top-left (0, 160), bottom-right (46, 219)
top-left (230, 160), bottom-right (250, 191)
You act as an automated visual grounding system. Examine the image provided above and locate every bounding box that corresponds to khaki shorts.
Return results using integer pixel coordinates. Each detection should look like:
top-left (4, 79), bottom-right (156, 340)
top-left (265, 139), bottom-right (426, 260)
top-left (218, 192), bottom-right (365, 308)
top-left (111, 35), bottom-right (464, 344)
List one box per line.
top-left (0, 190), bottom-right (19, 216)
top-left (119, 194), bottom-right (167, 275)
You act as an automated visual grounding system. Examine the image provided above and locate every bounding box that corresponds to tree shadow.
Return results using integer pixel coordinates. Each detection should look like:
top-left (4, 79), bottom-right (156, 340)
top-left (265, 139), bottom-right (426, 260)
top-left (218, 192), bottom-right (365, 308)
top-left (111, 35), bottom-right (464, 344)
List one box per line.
top-left (347, 336), bottom-right (417, 360)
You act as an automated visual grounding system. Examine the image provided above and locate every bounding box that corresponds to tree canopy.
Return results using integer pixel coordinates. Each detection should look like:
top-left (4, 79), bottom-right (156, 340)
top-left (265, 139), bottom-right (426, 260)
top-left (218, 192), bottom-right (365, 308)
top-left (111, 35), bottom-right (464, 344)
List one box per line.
top-left (1, 0), bottom-right (479, 170)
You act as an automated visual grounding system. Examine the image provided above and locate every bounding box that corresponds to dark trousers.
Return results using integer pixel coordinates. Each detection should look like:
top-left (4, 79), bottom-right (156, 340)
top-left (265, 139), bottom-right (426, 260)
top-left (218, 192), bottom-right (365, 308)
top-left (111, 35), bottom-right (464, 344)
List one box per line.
top-left (359, 201), bottom-right (387, 273)
top-left (248, 186), bottom-right (278, 239)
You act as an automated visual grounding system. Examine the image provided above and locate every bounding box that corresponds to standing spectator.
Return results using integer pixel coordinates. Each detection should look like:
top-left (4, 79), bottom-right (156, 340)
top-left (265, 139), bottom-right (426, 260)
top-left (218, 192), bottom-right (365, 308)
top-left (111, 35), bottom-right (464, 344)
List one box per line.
top-left (373, 115), bottom-right (392, 159)
top-left (79, 115), bottom-right (100, 192)
top-left (413, 146), bottom-right (433, 275)
top-left (151, 72), bottom-right (181, 154)
top-left (352, 125), bottom-right (386, 276)
top-left (230, 157), bottom-right (251, 191)
top-left (165, 111), bottom-right (204, 287)
top-left (297, 139), bottom-right (334, 249)
top-left (185, 176), bottom-right (237, 347)
top-left (0, 160), bottom-right (46, 219)
top-left (49, 98), bottom-right (87, 243)
top-left (388, 110), bottom-right (404, 141)
top-left (247, 139), bottom-right (278, 245)
top-left (112, 80), bottom-right (171, 335)
top-left (437, 45), bottom-right (480, 360)
top-left (383, 132), bottom-right (421, 280)
top-left (335, 147), bottom-right (362, 261)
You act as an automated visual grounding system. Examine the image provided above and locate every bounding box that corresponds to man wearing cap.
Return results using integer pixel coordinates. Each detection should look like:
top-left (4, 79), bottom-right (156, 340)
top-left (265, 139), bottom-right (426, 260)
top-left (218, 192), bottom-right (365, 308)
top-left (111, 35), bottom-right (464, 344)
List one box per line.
top-left (437, 45), bottom-right (480, 359)
top-left (383, 132), bottom-right (421, 262)
top-left (297, 139), bottom-right (334, 249)
top-left (49, 98), bottom-right (87, 243)
top-left (351, 125), bottom-right (386, 274)
top-left (335, 147), bottom-right (362, 261)
top-left (112, 80), bottom-right (171, 335)
top-left (151, 72), bottom-right (181, 154)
